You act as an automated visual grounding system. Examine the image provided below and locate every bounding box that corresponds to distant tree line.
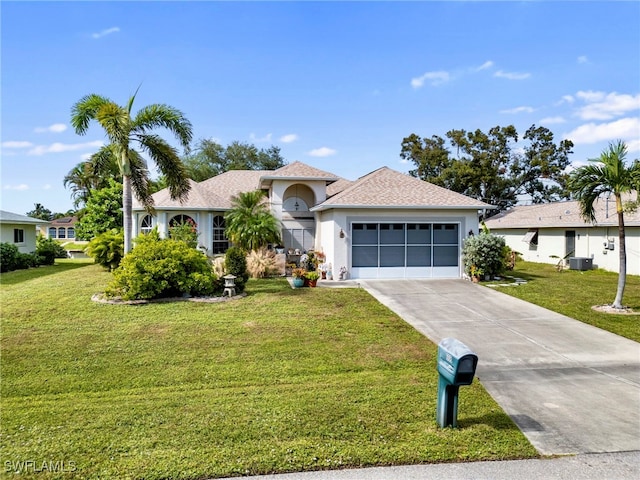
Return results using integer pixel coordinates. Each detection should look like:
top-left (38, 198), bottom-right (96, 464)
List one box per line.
top-left (400, 124), bottom-right (574, 216)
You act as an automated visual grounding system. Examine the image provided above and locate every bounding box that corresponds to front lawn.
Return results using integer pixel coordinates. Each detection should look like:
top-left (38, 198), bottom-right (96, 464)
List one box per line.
top-left (0, 262), bottom-right (536, 479)
top-left (493, 261), bottom-right (640, 342)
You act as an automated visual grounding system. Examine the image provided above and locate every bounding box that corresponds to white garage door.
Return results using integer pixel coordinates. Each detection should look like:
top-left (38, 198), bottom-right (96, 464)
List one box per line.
top-left (351, 222), bottom-right (460, 279)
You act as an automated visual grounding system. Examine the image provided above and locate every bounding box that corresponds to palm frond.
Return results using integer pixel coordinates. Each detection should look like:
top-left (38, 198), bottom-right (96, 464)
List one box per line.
top-left (70, 94), bottom-right (113, 135)
top-left (133, 104), bottom-right (193, 149)
top-left (137, 134), bottom-right (191, 202)
top-left (129, 151), bottom-right (155, 213)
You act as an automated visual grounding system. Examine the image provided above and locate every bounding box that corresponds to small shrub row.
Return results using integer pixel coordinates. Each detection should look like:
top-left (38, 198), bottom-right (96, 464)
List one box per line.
top-left (0, 236), bottom-right (67, 273)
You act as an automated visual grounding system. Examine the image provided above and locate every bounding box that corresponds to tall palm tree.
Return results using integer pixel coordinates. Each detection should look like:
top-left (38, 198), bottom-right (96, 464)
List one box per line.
top-left (71, 89), bottom-right (192, 253)
top-left (224, 190), bottom-right (281, 252)
top-left (569, 140), bottom-right (640, 309)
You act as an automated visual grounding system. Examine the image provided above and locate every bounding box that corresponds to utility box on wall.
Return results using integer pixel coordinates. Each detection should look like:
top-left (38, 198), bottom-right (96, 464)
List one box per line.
top-left (569, 257), bottom-right (593, 271)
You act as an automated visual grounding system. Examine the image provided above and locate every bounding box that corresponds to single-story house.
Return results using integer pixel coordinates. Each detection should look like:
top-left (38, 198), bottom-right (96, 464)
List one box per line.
top-left (132, 161), bottom-right (491, 280)
top-left (484, 195), bottom-right (640, 276)
top-left (0, 210), bottom-right (43, 253)
top-left (42, 216), bottom-right (78, 241)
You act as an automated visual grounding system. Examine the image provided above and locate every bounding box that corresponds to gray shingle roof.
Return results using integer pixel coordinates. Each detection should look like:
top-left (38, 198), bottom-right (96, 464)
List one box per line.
top-left (138, 163), bottom-right (492, 211)
top-left (261, 161), bottom-right (339, 182)
top-left (484, 194), bottom-right (640, 229)
top-left (314, 167), bottom-right (491, 210)
top-left (0, 210), bottom-right (44, 224)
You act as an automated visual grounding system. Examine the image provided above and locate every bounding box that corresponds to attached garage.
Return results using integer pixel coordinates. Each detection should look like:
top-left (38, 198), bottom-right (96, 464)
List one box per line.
top-left (351, 222), bottom-right (460, 279)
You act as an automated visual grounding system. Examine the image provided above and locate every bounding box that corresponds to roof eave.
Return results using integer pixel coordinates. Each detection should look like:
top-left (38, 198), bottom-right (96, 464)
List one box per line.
top-left (311, 204), bottom-right (491, 212)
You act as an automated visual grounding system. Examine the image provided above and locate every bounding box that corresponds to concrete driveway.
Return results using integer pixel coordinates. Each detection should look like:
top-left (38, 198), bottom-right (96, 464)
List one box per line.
top-left (359, 279), bottom-right (640, 456)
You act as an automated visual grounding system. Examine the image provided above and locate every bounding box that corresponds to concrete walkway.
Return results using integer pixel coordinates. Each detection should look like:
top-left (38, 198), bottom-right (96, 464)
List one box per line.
top-left (360, 279), bottom-right (640, 455)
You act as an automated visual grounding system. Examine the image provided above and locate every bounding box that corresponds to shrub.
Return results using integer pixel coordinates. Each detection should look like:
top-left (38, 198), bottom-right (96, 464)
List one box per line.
top-left (106, 236), bottom-right (219, 300)
top-left (15, 252), bottom-right (38, 270)
top-left (86, 229), bottom-right (124, 271)
top-left (0, 242), bottom-right (19, 272)
top-left (246, 248), bottom-right (280, 278)
top-left (36, 235), bottom-right (67, 265)
top-left (168, 219), bottom-right (199, 249)
top-left (462, 233), bottom-right (507, 278)
top-left (224, 246), bottom-right (248, 293)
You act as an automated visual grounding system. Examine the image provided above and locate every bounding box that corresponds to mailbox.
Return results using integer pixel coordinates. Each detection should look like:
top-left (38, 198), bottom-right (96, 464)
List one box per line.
top-left (436, 337), bottom-right (478, 428)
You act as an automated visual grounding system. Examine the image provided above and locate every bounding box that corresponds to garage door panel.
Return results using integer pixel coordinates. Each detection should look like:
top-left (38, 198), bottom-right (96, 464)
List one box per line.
top-left (380, 246), bottom-right (404, 267)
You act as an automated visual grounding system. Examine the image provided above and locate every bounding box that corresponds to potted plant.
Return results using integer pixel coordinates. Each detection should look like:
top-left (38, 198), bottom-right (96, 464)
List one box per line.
top-left (469, 265), bottom-right (484, 283)
top-left (291, 268), bottom-right (306, 288)
top-left (304, 270), bottom-right (320, 287)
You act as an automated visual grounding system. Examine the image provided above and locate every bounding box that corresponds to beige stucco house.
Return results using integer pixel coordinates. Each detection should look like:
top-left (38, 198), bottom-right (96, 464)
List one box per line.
top-left (132, 162), bottom-right (491, 279)
top-left (0, 211), bottom-right (43, 253)
top-left (484, 195), bottom-right (640, 276)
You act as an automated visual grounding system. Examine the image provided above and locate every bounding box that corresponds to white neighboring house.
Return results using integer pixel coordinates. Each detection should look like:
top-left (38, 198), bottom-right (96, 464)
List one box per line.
top-left (131, 161), bottom-right (491, 280)
top-left (484, 195), bottom-right (640, 276)
top-left (0, 211), bottom-right (43, 253)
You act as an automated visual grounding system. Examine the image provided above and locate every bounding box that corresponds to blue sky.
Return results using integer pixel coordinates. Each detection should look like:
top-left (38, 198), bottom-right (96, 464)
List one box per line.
top-left (2, 1), bottom-right (639, 216)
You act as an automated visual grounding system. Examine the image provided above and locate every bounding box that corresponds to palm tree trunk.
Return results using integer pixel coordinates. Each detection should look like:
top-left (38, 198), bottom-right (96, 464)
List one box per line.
top-left (612, 193), bottom-right (626, 309)
top-left (123, 174), bottom-right (133, 254)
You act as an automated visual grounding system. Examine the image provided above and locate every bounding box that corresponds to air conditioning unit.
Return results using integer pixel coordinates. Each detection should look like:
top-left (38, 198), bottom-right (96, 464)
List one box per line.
top-left (569, 257), bottom-right (593, 271)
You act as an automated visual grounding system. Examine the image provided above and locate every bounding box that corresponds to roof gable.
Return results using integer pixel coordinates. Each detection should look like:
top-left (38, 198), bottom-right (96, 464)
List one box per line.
top-left (315, 167), bottom-right (491, 210)
top-left (261, 161), bottom-right (339, 182)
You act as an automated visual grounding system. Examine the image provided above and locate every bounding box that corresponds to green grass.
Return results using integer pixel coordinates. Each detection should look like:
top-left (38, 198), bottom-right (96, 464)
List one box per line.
top-left (0, 261), bottom-right (537, 479)
top-left (492, 262), bottom-right (640, 342)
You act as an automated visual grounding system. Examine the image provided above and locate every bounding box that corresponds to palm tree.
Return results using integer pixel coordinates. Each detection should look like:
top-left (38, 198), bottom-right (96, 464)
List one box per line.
top-left (569, 140), bottom-right (640, 309)
top-left (71, 88), bottom-right (192, 253)
top-left (224, 190), bottom-right (281, 252)
top-left (63, 156), bottom-right (121, 208)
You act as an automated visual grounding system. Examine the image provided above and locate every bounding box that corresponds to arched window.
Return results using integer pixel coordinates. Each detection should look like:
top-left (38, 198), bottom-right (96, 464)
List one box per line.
top-left (140, 215), bottom-right (153, 235)
top-left (49, 227), bottom-right (57, 239)
top-left (169, 214), bottom-right (196, 228)
top-left (68, 227), bottom-right (75, 239)
top-left (58, 227), bottom-right (66, 239)
top-left (212, 215), bottom-right (229, 254)
top-left (283, 196), bottom-right (309, 212)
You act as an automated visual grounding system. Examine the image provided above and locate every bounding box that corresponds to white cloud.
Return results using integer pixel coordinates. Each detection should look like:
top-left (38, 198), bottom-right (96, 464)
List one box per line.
top-left (2, 141), bottom-right (33, 149)
top-left (577, 55), bottom-right (589, 64)
top-left (500, 106), bottom-right (535, 114)
top-left (92, 27), bottom-right (120, 39)
top-left (308, 147), bottom-right (336, 157)
top-left (28, 140), bottom-right (104, 156)
top-left (474, 60), bottom-right (494, 71)
top-left (563, 117), bottom-right (640, 144)
top-left (249, 133), bottom-right (272, 143)
top-left (411, 71), bottom-right (451, 88)
top-left (4, 184), bottom-right (30, 191)
top-left (627, 139), bottom-right (640, 153)
top-left (280, 134), bottom-right (298, 143)
top-left (34, 123), bottom-right (67, 133)
top-left (494, 70), bottom-right (531, 80)
top-left (539, 116), bottom-right (566, 125)
top-left (575, 91), bottom-right (640, 120)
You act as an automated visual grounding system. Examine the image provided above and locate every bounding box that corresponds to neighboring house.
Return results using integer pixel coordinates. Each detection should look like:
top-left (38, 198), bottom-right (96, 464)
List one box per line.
top-left (41, 216), bottom-right (78, 241)
top-left (132, 161), bottom-right (491, 279)
top-left (484, 195), bottom-right (640, 276)
top-left (0, 211), bottom-right (43, 253)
